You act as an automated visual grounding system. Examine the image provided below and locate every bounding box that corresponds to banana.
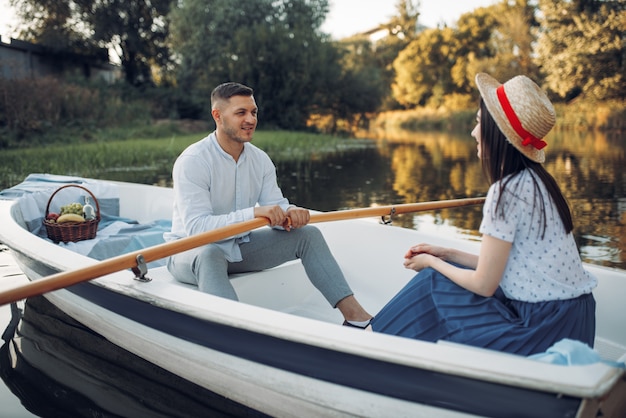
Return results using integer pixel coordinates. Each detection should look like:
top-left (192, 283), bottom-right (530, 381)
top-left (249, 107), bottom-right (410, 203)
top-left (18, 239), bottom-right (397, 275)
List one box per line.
top-left (56, 213), bottom-right (86, 224)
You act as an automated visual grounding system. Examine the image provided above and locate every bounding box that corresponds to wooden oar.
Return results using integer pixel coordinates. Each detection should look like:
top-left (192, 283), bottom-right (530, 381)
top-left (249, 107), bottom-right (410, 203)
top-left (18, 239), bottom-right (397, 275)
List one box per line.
top-left (308, 197), bottom-right (485, 223)
top-left (0, 197), bottom-right (485, 305)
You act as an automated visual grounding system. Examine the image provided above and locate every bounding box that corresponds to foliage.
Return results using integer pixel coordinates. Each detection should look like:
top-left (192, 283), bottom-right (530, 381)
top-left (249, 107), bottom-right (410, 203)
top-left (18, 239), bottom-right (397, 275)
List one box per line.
top-left (0, 70), bottom-right (217, 148)
top-left (365, 98), bottom-right (626, 137)
top-left (313, 38), bottom-right (386, 133)
top-left (0, 129), bottom-right (369, 190)
top-left (3, 0), bottom-right (625, 140)
top-left (449, 6), bottom-right (500, 93)
top-left (0, 76), bottom-right (152, 146)
top-left (389, 0), bottom-right (621, 108)
top-left (169, 0), bottom-right (342, 129)
top-left (372, 0), bottom-right (421, 110)
top-left (455, 1), bottom-right (538, 88)
top-left (536, 0), bottom-right (626, 101)
top-left (392, 27), bottom-right (458, 107)
top-left (553, 100), bottom-right (626, 131)
top-left (367, 108), bottom-right (476, 135)
top-left (10, 0), bottom-right (173, 86)
top-left (391, 1), bottom-right (539, 108)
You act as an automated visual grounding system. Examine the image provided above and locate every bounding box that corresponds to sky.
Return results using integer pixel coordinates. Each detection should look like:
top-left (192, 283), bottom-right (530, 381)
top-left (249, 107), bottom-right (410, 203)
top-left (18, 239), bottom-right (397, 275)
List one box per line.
top-left (1, 0), bottom-right (496, 41)
top-left (322, 0), bottom-right (496, 39)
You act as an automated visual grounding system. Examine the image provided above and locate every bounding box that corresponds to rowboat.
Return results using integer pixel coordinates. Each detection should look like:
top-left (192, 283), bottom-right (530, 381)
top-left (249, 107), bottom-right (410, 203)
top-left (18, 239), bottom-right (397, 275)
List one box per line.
top-left (1, 174), bottom-right (625, 418)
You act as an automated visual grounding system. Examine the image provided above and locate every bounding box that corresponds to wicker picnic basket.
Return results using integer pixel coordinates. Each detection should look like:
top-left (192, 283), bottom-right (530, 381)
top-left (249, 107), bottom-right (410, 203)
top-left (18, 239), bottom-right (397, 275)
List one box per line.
top-left (44, 184), bottom-right (101, 243)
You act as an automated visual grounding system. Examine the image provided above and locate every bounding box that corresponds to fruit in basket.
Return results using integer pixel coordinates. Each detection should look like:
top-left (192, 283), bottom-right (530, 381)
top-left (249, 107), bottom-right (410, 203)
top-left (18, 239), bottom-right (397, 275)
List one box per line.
top-left (57, 213), bottom-right (86, 224)
top-left (46, 212), bottom-right (59, 222)
top-left (60, 202), bottom-right (84, 216)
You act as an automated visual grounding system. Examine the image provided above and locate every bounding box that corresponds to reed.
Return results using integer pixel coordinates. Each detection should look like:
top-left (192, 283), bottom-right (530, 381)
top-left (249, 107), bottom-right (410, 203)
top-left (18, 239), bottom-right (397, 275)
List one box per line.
top-left (553, 101), bottom-right (626, 131)
top-left (0, 130), bottom-right (371, 190)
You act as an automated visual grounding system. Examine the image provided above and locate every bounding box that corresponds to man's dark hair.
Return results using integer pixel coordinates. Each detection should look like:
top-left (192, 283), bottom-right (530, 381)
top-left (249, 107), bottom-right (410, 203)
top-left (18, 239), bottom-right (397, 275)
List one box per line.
top-left (211, 82), bottom-right (253, 109)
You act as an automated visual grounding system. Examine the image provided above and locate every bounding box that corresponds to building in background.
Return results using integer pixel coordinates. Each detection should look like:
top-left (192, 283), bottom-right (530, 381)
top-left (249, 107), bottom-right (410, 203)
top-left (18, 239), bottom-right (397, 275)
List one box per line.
top-left (0, 35), bottom-right (120, 83)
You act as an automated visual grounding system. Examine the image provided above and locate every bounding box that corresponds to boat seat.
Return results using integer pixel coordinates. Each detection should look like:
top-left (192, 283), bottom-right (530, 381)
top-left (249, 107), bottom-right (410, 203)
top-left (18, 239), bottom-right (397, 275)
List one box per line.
top-left (143, 262), bottom-right (341, 323)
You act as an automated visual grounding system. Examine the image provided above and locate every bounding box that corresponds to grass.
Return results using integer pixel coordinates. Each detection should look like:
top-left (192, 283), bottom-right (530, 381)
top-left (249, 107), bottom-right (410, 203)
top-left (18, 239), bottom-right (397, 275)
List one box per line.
top-left (0, 129), bottom-right (374, 190)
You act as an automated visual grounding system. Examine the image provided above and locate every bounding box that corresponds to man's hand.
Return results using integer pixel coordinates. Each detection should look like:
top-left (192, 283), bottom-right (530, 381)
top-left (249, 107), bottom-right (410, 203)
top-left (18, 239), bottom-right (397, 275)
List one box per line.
top-left (254, 205), bottom-right (288, 227)
top-left (285, 207), bottom-right (310, 231)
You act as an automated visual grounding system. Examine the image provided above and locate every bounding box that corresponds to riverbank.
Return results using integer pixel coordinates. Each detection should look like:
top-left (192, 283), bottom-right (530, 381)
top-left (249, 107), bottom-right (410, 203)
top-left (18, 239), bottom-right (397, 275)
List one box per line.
top-left (2, 97), bottom-right (625, 150)
top-left (0, 128), bottom-right (375, 191)
top-left (361, 100), bottom-right (626, 139)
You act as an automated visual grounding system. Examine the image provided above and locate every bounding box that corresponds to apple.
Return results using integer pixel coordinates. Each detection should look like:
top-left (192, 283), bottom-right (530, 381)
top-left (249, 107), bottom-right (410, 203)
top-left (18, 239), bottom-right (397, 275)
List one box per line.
top-left (46, 212), bottom-right (59, 222)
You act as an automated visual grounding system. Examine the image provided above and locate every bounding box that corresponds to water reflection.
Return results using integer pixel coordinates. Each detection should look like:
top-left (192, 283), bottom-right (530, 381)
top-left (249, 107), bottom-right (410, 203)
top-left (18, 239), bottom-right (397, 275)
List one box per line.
top-left (1, 128), bottom-right (622, 269)
top-left (543, 130), bottom-right (625, 269)
top-left (0, 296), bottom-right (267, 418)
top-left (275, 129), bottom-right (625, 270)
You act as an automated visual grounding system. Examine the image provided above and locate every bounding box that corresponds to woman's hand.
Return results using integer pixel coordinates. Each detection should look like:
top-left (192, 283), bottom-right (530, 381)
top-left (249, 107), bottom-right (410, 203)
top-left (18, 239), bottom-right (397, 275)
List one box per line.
top-left (402, 236), bottom-right (510, 297)
top-left (403, 253), bottom-right (434, 271)
top-left (404, 243), bottom-right (447, 260)
top-left (402, 243), bottom-right (445, 272)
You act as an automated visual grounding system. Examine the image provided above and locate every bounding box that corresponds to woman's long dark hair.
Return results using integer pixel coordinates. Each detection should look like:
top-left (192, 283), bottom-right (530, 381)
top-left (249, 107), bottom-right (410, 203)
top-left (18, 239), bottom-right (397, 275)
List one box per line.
top-left (479, 99), bottom-right (573, 237)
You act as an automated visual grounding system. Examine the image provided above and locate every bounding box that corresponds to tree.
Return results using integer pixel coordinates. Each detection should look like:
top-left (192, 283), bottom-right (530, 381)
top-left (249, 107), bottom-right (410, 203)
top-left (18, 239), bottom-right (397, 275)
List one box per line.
top-left (10, 0), bottom-right (173, 86)
top-left (391, 5), bottom-right (501, 108)
top-left (493, 0), bottom-right (538, 77)
top-left (392, 27), bottom-right (457, 107)
top-left (391, 1), bottom-right (542, 108)
top-left (322, 38), bottom-right (386, 130)
top-left (372, 0), bottom-right (420, 109)
top-left (449, 6), bottom-right (499, 94)
top-left (453, 1), bottom-right (539, 92)
top-left (169, 0), bottom-right (353, 129)
top-left (536, 0), bottom-right (626, 100)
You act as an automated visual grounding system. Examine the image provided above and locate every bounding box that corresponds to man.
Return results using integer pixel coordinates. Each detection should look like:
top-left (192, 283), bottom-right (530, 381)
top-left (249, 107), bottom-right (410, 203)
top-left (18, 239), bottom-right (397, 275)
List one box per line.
top-left (164, 82), bottom-right (372, 328)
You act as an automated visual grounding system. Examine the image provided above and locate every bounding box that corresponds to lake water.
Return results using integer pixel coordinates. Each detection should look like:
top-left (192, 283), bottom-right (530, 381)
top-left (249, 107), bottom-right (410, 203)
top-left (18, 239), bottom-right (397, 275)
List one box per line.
top-left (0, 128), bottom-right (625, 415)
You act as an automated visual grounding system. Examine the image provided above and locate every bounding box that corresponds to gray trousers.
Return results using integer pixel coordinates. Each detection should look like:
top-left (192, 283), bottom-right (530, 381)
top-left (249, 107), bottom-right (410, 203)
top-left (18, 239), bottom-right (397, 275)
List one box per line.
top-left (167, 225), bottom-right (353, 307)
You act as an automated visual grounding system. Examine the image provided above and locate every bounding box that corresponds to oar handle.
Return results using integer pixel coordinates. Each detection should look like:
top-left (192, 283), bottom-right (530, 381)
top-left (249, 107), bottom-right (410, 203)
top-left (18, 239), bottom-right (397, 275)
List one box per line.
top-left (0, 197), bottom-right (485, 305)
top-left (309, 197), bottom-right (486, 223)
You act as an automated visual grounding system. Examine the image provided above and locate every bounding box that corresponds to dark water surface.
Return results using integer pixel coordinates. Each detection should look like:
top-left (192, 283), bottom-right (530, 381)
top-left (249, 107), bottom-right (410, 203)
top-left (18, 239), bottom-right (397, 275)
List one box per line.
top-left (0, 129), bottom-right (624, 416)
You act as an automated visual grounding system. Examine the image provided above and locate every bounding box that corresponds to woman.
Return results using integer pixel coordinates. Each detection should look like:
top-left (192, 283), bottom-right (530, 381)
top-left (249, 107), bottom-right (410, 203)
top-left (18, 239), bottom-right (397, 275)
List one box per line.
top-left (369, 73), bottom-right (597, 356)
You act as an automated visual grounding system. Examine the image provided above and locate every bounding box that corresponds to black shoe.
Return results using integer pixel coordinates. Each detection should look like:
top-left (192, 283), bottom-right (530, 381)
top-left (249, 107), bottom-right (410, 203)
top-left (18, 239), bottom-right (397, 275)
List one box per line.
top-left (342, 318), bottom-right (373, 329)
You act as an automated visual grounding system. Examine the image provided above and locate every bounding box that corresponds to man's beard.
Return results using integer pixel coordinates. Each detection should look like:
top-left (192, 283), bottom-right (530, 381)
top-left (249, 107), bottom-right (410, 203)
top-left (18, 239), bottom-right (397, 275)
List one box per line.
top-left (223, 124), bottom-right (254, 143)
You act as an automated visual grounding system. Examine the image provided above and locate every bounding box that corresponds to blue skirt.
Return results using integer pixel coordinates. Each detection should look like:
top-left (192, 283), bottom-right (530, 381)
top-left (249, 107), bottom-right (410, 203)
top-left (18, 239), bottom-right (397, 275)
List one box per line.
top-left (371, 267), bottom-right (596, 356)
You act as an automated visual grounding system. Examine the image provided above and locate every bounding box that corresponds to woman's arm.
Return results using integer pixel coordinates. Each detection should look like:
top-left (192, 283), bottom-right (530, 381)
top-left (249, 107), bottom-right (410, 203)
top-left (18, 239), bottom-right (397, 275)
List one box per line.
top-left (404, 235), bottom-right (511, 297)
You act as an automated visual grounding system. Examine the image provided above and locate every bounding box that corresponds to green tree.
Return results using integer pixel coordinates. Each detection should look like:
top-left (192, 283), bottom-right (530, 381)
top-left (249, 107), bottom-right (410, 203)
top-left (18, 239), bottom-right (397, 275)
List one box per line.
top-left (392, 6), bottom-right (500, 108)
top-left (392, 27), bottom-right (458, 107)
top-left (322, 38), bottom-right (386, 130)
top-left (449, 6), bottom-right (499, 95)
top-left (453, 1), bottom-right (537, 91)
top-left (9, 1), bottom-right (88, 53)
top-left (495, 0), bottom-right (538, 77)
top-left (373, 0), bottom-right (420, 109)
top-left (392, 1), bottom-right (541, 108)
top-left (536, 0), bottom-right (626, 100)
top-left (169, 0), bottom-right (355, 129)
top-left (10, 0), bottom-right (173, 86)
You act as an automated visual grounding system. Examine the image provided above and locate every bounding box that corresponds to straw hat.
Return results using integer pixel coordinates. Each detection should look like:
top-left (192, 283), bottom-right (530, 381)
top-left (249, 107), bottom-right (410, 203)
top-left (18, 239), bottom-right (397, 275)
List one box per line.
top-left (475, 73), bottom-right (555, 163)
